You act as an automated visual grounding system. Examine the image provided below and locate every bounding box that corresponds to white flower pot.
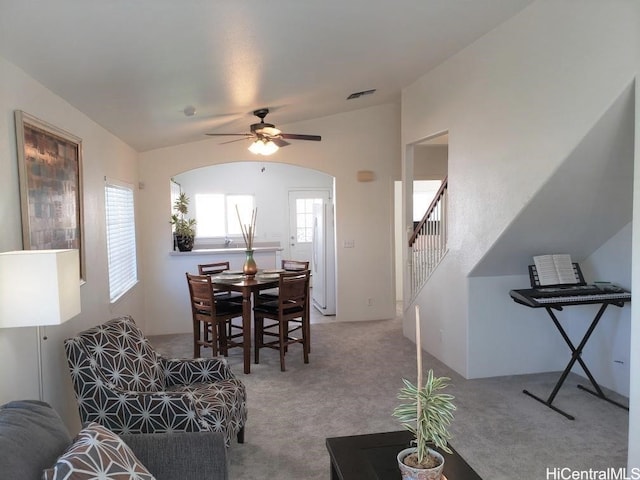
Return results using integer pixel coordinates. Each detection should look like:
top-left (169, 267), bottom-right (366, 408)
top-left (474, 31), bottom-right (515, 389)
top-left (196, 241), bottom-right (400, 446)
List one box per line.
top-left (397, 447), bottom-right (445, 480)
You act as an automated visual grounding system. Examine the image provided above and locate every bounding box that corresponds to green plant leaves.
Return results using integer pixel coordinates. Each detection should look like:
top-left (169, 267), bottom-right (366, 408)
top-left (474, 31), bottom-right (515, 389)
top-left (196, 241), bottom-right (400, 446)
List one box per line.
top-left (392, 370), bottom-right (456, 462)
top-left (170, 193), bottom-right (197, 237)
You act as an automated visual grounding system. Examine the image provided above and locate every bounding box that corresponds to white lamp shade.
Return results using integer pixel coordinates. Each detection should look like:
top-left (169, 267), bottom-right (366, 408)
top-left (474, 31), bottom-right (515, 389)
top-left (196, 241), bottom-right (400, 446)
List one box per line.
top-left (0, 249), bottom-right (81, 328)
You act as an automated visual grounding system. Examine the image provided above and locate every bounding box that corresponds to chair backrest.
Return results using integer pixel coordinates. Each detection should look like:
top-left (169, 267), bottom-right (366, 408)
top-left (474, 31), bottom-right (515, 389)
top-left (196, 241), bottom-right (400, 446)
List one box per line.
top-left (186, 272), bottom-right (217, 319)
top-left (278, 270), bottom-right (310, 312)
top-left (198, 262), bottom-right (231, 275)
top-left (64, 316), bottom-right (165, 393)
top-left (281, 259), bottom-right (309, 271)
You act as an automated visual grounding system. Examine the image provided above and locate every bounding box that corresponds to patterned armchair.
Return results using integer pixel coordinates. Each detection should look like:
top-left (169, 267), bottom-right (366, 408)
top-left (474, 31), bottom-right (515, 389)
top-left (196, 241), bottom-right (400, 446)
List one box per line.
top-left (64, 315), bottom-right (247, 447)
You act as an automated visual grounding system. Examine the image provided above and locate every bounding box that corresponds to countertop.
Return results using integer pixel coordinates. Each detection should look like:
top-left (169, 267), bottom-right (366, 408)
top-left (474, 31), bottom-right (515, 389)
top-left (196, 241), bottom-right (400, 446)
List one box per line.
top-left (169, 246), bottom-right (283, 256)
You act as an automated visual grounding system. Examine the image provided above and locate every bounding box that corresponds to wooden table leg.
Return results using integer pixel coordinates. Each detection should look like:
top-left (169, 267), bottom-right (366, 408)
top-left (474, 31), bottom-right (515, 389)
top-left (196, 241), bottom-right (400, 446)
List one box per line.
top-left (242, 290), bottom-right (252, 374)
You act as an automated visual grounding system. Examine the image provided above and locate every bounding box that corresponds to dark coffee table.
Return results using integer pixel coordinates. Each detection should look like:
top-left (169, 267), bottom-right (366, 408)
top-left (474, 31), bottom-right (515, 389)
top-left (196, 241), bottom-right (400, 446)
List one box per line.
top-left (326, 430), bottom-right (482, 480)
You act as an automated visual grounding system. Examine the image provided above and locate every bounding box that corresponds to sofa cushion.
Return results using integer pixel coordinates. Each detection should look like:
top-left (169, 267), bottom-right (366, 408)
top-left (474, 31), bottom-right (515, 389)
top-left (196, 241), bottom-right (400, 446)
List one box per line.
top-left (0, 400), bottom-right (72, 480)
top-left (42, 422), bottom-right (155, 480)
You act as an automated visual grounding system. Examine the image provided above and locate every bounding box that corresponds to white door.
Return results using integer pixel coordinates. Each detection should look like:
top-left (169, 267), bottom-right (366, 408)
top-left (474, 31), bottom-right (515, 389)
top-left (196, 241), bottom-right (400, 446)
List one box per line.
top-left (288, 190), bottom-right (330, 264)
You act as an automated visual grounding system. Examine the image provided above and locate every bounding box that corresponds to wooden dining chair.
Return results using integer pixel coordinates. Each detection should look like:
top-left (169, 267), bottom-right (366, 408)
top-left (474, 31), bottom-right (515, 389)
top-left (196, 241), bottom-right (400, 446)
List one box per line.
top-left (258, 259), bottom-right (310, 301)
top-left (198, 262), bottom-right (243, 303)
top-left (281, 259), bottom-right (310, 271)
top-left (253, 270), bottom-right (311, 371)
top-left (186, 272), bottom-right (244, 358)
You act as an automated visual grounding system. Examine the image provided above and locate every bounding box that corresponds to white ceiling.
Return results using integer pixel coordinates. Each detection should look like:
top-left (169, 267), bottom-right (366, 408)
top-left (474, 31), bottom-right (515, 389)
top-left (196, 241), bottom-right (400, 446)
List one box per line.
top-left (0, 1), bottom-right (532, 152)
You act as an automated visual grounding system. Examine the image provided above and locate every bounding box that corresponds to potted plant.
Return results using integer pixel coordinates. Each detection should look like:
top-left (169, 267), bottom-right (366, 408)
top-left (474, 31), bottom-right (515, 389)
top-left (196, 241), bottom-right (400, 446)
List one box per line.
top-left (392, 307), bottom-right (456, 480)
top-left (170, 192), bottom-right (197, 252)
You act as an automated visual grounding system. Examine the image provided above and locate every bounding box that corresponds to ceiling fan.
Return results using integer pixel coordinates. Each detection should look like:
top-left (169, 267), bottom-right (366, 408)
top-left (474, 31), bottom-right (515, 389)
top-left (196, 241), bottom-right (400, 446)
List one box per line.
top-left (205, 108), bottom-right (321, 155)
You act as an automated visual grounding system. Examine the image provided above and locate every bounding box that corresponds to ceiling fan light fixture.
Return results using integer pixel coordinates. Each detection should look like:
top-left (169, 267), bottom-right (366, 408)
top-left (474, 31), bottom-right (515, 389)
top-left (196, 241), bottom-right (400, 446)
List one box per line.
top-left (248, 139), bottom-right (279, 156)
top-left (209, 108), bottom-right (320, 148)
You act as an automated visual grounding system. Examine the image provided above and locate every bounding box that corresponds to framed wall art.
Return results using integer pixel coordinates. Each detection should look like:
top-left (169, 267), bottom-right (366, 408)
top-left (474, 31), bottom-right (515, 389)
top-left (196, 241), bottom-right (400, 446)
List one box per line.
top-left (14, 110), bottom-right (85, 280)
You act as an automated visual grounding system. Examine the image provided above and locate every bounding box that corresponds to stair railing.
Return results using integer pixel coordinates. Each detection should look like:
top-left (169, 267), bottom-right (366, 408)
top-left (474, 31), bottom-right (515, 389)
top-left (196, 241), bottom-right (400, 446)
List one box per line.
top-left (408, 177), bottom-right (448, 298)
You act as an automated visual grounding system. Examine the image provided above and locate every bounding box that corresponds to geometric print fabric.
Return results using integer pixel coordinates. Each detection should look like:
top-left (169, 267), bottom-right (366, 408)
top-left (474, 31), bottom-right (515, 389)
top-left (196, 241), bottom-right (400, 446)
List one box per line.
top-left (64, 316), bottom-right (247, 446)
top-left (73, 317), bottom-right (165, 393)
top-left (42, 422), bottom-right (155, 480)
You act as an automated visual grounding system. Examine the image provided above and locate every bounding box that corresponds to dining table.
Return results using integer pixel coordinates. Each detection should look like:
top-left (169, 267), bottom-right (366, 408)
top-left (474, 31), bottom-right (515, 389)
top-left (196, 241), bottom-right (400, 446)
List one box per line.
top-left (209, 270), bottom-right (283, 374)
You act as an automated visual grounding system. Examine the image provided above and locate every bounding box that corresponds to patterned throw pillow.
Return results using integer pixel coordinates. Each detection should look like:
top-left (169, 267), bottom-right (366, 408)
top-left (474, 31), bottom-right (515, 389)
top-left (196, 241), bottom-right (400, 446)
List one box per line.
top-left (42, 422), bottom-right (155, 480)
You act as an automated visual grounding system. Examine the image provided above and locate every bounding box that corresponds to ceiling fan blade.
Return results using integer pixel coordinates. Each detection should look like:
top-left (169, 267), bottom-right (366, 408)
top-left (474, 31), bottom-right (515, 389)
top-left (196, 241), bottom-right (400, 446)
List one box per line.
top-left (280, 133), bottom-right (321, 141)
top-left (205, 133), bottom-right (252, 137)
top-left (220, 137), bottom-right (253, 145)
top-left (272, 137), bottom-right (290, 148)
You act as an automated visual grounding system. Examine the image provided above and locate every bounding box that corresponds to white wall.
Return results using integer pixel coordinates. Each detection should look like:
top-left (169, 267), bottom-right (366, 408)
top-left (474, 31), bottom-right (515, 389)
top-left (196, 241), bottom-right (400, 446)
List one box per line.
top-left (0, 57), bottom-right (142, 432)
top-left (138, 103), bottom-right (400, 335)
top-left (466, 221), bottom-right (632, 393)
top-left (401, 0), bottom-right (638, 466)
top-left (565, 223), bottom-right (633, 396)
top-left (402, 0), bottom-right (638, 378)
top-left (627, 83), bottom-right (640, 468)
top-left (628, 6), bottom-right (640, 461)
top-left (174, 161), bottom-right (333, 255)
top-left (414, 144), bottom-right (447, 180)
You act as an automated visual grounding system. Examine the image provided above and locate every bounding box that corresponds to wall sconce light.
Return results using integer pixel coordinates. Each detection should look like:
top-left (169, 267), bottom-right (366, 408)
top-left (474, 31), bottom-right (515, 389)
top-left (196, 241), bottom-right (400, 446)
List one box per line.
top-left (357, 170), bottom-right (376, 182)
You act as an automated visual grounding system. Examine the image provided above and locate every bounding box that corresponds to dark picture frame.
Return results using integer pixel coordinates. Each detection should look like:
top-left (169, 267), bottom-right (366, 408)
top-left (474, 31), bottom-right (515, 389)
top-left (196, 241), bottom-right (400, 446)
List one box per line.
top-left (14, 110), bottom-right (85, 280)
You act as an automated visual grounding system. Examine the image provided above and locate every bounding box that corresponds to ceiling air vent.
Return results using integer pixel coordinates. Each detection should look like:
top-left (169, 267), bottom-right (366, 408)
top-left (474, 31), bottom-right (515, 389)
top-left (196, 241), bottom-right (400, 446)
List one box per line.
top-left (347, 89), bottom-right (376, 100)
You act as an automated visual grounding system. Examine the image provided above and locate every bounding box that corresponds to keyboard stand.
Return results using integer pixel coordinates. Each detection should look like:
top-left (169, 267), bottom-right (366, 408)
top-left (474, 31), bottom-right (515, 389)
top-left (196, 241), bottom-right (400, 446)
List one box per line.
top-left (522, 304), bottom-right (629, 420)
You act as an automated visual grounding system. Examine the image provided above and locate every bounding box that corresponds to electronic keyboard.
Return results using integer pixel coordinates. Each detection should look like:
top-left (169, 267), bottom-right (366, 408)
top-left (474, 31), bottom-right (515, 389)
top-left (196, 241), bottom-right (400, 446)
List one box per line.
top-left (509, 285), bottom-right (631, 308)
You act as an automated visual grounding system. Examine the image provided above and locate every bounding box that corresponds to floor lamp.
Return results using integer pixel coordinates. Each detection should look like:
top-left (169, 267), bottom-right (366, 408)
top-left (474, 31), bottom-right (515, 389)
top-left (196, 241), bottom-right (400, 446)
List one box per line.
top-left (0, 249), bottom-right (82, 401)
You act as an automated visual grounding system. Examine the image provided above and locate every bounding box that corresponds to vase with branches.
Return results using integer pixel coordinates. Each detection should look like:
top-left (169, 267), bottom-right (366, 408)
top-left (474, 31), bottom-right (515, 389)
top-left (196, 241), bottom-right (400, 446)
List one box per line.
top-left (392, 306), bottom-right (456, 479)
top-left (236, 206), bottom-right (258, 277)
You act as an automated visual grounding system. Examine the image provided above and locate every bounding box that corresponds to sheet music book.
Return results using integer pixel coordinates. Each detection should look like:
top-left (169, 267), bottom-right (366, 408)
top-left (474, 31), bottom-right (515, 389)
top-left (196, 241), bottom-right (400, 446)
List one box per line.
top-left (533, 254), bottom-right (578, 286)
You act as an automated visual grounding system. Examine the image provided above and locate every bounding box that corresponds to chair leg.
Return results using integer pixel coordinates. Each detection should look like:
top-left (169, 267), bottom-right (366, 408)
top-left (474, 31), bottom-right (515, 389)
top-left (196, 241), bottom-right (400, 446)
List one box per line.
top-left (305, 310), bottom-right (311, 354)
top-left (203, 320), bottom-right (219, 357)
top-left (306, 300), bottom-right (311, 353)
top-left (217, 320), bottom-right (228, 357)
top-left (237, 426), bottom-right (245, 444)
top-left (279, 319), bottom-right (287, 372)
top-left (303, 314), bottom-right (310, 364)
top-left (254, 315), bottom-right (263, 364)
top-left (193, 320), bottom-right (201, 358)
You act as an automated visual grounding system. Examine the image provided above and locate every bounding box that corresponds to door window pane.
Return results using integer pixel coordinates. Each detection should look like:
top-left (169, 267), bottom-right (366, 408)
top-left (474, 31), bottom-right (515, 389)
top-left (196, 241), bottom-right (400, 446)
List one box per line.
top-left (295, 198), bottom-right (321, 243)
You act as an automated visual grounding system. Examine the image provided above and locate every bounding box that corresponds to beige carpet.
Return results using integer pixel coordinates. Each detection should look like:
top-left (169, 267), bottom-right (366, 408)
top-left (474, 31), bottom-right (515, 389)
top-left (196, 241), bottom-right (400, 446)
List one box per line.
top-left (150, 315), bottom-right (629, 480)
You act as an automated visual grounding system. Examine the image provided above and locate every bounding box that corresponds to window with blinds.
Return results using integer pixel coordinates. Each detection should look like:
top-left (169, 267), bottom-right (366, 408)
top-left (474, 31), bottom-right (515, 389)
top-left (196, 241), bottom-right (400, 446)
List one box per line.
top-left (194, 193), bottom-right (255, 238)
top-left (105, 181), bottom-right (138, 303)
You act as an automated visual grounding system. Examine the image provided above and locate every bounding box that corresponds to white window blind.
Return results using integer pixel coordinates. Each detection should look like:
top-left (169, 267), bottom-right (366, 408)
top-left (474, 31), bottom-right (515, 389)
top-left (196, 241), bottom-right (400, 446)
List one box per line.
top-left (105, 181), bottom-right (138, 302)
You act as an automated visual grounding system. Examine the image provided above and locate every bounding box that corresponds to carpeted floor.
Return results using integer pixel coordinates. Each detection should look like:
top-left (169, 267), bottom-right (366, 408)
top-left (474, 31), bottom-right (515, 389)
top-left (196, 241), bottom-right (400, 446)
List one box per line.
top-left (149, 315), bottom-right (629, 480)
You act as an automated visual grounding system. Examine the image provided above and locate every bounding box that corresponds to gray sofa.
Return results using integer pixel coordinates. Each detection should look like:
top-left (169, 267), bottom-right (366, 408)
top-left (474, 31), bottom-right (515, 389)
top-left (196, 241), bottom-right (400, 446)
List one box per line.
top-left (0, 400), bottom-right (228, 479)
